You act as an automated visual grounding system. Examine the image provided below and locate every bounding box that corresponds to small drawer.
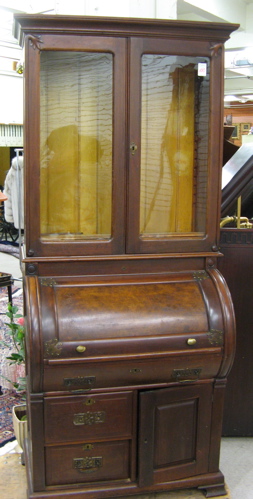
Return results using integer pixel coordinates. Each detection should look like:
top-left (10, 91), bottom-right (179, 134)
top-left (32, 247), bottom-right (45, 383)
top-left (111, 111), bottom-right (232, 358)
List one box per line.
top-left (43, 352), bottom-right (222, 392)
top-left (44, 391), bottom-right (133, 444)
top-left (45, 440), bottom-right (131, 486)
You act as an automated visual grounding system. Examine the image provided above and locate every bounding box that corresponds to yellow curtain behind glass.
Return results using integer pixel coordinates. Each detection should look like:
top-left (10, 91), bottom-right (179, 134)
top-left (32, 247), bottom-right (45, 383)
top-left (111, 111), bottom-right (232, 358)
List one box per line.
top-left (140, 59), bottom-right (195, 235)
top-left (40, 52), bottom-right (112, 239)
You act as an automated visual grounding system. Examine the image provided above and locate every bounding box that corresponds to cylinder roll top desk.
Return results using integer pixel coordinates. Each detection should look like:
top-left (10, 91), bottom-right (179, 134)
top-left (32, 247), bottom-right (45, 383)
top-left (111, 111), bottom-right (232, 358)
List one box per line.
top-left (14, 14), bottom-right (238, 499)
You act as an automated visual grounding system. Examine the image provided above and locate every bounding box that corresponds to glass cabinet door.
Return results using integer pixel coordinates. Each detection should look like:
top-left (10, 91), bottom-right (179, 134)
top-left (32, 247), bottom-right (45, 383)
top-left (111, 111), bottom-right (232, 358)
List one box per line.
top-left (26, 36), bottom-right (126, 257)
top-left (127, 38), bottom-right (220, 254)
top-left (40, 51), bottom-right (113, 241)
top-left (25, 33), bottom-right (222, 257)
top-left (140, 54), bottom-right (208, 236)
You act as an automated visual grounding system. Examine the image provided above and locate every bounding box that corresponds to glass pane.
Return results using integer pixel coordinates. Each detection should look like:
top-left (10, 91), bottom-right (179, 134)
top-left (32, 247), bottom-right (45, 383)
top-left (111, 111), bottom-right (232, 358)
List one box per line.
top-left (140, 55), bottom-right (209, 237)
top-left (40, 51), bottom-right (113, 241)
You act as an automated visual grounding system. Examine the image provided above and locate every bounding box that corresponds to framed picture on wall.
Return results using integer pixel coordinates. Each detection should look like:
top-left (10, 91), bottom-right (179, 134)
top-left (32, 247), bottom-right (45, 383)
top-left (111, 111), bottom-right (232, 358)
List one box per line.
top-left (231, 124), bottom-right (240, 139)
top-left (241, 123), bottom-right (251, 133)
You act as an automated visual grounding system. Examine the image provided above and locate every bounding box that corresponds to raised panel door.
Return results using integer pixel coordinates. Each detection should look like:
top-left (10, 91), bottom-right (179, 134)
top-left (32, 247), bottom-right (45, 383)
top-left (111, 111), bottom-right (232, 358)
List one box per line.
top-left (138, 384), bottom-right (213, 486)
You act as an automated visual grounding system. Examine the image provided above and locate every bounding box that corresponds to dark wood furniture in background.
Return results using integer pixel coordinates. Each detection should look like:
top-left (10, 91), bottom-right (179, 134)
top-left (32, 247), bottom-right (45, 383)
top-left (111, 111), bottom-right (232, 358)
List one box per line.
top-left (219, 140), bottom-right (253, 436)
top-left (14, 15), bottom-right (237, 499)
top-left (219, 229), bottom-right (253, 436)
top-left (221, 143), bottom-right (253, 218)
top-left (223, 126), bottom-right (239, 167)
top-left (0, 272), bottom-right (13, 305)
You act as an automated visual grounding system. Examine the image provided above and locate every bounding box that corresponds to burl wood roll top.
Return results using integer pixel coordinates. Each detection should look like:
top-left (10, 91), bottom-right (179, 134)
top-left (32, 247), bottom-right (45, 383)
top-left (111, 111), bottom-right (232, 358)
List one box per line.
top-left (25, 269), bottom-right (235, 393)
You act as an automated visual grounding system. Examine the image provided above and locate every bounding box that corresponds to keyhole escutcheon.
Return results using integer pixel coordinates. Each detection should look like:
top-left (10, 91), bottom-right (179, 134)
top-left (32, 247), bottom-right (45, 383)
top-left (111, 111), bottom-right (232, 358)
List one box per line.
top-left (130, 142), bottom-right (138, 155)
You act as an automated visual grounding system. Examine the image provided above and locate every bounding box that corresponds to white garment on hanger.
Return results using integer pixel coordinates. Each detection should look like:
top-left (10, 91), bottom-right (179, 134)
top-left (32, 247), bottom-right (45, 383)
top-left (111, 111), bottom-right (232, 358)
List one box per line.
top-left (3, 156), bottom-right (24, 229)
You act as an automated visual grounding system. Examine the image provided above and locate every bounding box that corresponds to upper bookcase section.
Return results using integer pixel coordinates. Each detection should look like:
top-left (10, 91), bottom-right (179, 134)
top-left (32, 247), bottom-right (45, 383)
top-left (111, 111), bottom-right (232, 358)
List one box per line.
top-left (14, 15), bottom-right (239, 258)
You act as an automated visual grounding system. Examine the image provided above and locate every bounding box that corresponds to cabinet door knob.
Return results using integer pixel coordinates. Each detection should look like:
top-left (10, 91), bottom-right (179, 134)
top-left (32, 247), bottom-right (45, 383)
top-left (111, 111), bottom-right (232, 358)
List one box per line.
top-left (187, 338), bottom-right (197, 346)
top-left (76, 345), bottom-right (86, 353)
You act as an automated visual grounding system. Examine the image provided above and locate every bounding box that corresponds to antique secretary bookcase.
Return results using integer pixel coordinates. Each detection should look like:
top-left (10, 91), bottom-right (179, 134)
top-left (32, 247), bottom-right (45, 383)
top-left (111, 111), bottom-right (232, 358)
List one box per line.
top-left (14, 15), bottom-right (237, 499)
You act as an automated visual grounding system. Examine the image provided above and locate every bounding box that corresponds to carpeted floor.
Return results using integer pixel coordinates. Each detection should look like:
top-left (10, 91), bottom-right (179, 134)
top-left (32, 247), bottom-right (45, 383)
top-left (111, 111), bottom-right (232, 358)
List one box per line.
top-left (0, 241), bottom-right (19, 258)
top-left (0, 283), bottom-right (24, 446)
top-left (0, 390), bottom-right (25, 447)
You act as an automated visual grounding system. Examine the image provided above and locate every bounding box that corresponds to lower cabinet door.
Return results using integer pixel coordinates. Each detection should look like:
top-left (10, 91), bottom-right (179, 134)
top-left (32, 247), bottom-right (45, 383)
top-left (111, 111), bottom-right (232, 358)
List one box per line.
top-left (138, 383), bottom-right (213, 486)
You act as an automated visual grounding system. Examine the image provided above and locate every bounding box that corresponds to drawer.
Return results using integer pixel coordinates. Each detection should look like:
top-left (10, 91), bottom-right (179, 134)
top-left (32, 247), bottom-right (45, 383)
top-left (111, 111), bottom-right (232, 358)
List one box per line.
top-left (44, 391), bottom-right (133, 444)
top-left (45, 440), bottom-right (131, 486)
top-left (43, 352), bottom-right (222, 392)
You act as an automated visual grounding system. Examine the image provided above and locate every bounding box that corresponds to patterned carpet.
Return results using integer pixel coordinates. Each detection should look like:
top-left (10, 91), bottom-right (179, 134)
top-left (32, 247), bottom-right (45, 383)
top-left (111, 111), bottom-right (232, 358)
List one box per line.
top-left (0, 241), bottom-right (19, 258)
top-left (0, 389), bottom-right (24, 447)
top-left (0, 284), bottom-right (24, 447)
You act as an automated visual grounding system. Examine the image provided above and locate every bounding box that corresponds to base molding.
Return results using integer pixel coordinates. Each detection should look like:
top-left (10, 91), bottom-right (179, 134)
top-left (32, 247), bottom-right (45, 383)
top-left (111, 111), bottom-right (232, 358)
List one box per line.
top-left (24, 436), bottom-right (228, 499)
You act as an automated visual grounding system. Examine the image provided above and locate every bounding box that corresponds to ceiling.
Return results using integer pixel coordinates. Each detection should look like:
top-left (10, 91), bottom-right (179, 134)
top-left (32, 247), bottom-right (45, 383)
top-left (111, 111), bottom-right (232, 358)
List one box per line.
top-left (1, 0), bottom-right (253, 107)
top-left (176, 0), bottom-right (253, 106)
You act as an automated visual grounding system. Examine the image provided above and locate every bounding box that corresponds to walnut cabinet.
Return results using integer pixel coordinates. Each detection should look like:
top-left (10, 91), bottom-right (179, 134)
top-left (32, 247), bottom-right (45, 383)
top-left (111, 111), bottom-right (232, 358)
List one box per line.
top-left (14, 15), bottom-right (238, 499)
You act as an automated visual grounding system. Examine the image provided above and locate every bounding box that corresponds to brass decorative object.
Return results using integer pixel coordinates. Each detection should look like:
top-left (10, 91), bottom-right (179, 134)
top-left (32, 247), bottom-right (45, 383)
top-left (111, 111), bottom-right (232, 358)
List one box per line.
top-left (220, 196), bottom-right (253, 229)
top-left (84, 398), bottom-right (96, 406)
top-left (63, 376), bottom-right (96, 390)
top-left (187, 338), bottom-right (197, 346)
top-left (44, 338), bottom-right (63, 357)
top-left (172, 368), bottom-right (202, 382)
top-left (73, 411), bottom-right (106, 426)
top-left (193, 271), bottom-right (209, 281)
top-left (220, 216), bottom-right (252, 228)
top-left (41, 278), bottom-right (57, 287)
top-left (76, 345), bottom-right (86, 353)
top-left (73, 457), bottom-right (103, 473)
top-left (207, 329), bottom-right (223, 346)
top-left (130, 142), bottom-right (138, 155)
top-left (83, 444), bottom-right (94, 451)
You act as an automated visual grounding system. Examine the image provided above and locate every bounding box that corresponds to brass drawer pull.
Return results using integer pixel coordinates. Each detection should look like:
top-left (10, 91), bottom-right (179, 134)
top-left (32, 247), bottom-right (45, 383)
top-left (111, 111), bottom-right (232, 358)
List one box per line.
top-left (73, 457), bottom-right (103, 473)
top-left (63, 376), bottom-right (96, 391)
top-left (73, 411), bottom-right (106, 426)
top-left (76, 345), bottom-right (86, 353)
top-left (187, 338), bottom-right (197, 346)
top-left (172, 368), bottom-right (202, 383)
